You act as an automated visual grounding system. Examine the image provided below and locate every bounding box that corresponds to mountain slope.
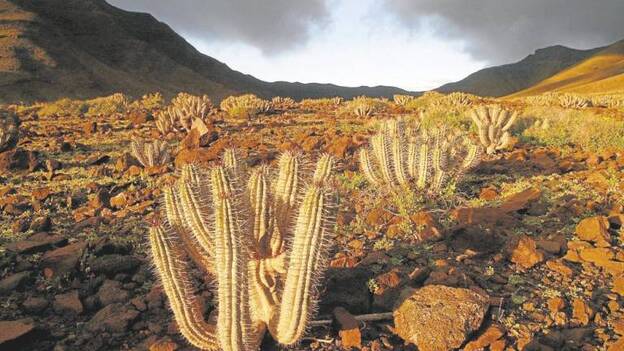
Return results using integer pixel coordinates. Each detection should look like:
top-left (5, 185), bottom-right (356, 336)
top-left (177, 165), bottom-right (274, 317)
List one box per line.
top-left (0, 0), bottom-right (412, 103)
top-left (509, 40), bottom-right (624, 97)
top-left (436, 45), bottom-right (604, 97)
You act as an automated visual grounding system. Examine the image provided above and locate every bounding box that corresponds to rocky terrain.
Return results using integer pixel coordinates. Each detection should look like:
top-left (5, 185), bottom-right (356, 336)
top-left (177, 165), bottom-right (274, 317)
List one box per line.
top-left (1, 92), bottom-right (624, 351)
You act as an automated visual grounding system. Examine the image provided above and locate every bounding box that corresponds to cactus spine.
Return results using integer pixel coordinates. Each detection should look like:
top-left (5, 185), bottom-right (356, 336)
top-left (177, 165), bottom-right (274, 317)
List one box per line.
top-left (358, 118), bottom-right (482, 194)
top-left (469, 105), bottom-right (518, 154)
top-left (150, 150), bottom-right (336, 351)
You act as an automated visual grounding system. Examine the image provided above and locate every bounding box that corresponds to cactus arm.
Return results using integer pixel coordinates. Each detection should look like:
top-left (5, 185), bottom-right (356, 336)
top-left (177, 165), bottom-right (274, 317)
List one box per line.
top-left (271, 184), bottom-right (334, 345)
top-left (178, 180), bottom-right (215, 257)
top-left (371, 134), bottom-right (395, 186)
top-left (391, 132), bottom-right (409, 185)
top-left (416, 138), bottom-right (430, 189)
top-left (359, 149), bottom-right (382, 186)
top-left (149, 226), bottom-right (219, 350)
top-left (501, 111), bottom-right (518, 132)
top-left (312, 154), bottom-right (334, 184)
top-left (273, 152), bottom-right (301, 236)
top-left (211, 167), bottom-right (256, 351)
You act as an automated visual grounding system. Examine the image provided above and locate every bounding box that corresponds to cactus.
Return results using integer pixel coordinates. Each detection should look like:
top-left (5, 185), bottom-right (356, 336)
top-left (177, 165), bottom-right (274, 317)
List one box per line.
top-left (347, 96), bottom-right (385, 118)
top-left (0, 111), bottom-right (19, 152)
top-left (559, 93), bottom-right (590, 109)
top-left (271, 96), bottom-right (296, 110)
top-left (359, 118), bottom-right (481, 194)
top-left (172, 93), bottom-right (214, 131)
top-left (130, 139), bottom-right (171, 167)
top-left (469, 105), bottom-right (518, 154)
top-left (155, 106), bottom-right (179, 135)
top-left (220, 94), bottom-right (272, 119)
top-left (150, 150), bottom-right (336, 350)
top-left (299, 97), bottom-right (343, 111)
top-left (393, 94), bottom-right (415, 106)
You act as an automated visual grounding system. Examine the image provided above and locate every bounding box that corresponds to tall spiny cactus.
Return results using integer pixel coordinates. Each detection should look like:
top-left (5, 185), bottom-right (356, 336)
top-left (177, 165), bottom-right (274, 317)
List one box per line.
top-left (359, 118), bottom-right (481, 194)
top-left (150, 149), bottom-right (336, 350)
top-left (155, 106), bottom-right (179, 135)
top-left (130, 139), bottom-right (171, 168)
top-left (469, 105), bottom-right (518, 155)
top-left (0, 111), bottom-right (19, 152)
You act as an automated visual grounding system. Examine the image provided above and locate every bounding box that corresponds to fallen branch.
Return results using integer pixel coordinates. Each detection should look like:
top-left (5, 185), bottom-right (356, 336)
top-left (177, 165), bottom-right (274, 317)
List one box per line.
top-left (308, 312), bottom-right (394, 327)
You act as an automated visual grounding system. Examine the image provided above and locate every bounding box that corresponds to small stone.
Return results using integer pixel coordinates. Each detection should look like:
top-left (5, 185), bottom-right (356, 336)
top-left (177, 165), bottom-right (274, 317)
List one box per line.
top-left (613, 275), bottom-right (624, 296)
top-left (464, 324), bottom-right (505, 351)
top-left (333, 307), bottom-right (361, 350)
top-left (53, 290), bottom-right (83, 315)
top-left (507, 235), bottom-right (544, 270)
top-left (575, 216), bottom-right (611, 247)
top-left (89, 254), bottom-right (141, 276)
top-left (393, 285), bottom-right (489, 351)
top-left (41, 241), bottom-right (87, 278)
top-left (97, 280), bottom-right (130, 306)
top-left (86, 303), bottom-right (139, 333)
top-left (572, 299), bottom-right (593, 326)
top-left (0, 319), bottom-right (35, 345)
top-left (22, 297), bottom-right (49, 313)
top-left (0, 272), bottom-right (31, 294)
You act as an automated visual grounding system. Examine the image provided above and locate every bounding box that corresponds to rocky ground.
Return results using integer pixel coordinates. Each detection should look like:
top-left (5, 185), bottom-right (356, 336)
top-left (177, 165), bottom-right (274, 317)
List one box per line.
top-left (2, 104), bottom-right (624, 351)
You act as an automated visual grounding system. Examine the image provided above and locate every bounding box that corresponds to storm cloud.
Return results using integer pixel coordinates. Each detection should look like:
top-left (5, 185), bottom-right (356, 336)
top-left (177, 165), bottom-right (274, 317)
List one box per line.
top-left (107, 0), bottom-right (330, 54)
top-left (383, 0), bottom-right (624, 63)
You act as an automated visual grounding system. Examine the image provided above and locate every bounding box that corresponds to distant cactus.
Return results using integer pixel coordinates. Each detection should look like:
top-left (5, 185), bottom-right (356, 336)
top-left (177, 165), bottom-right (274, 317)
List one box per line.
top-left (0, 111), bottom-right (19, 152)
top-left (558, 93), bottom-right (590, 109)
top-left (171, 93), bottom-right (214, 130)
top-left (347, 96), bottom-right (385, 118)
top-left (359, 118), bottom-right (481, 193)
top-left (220, 94), bottom-right (272, 119)
top-left (86, 93), bottom-right (129, 116)
top-left (131, 92), bottom-right (164, 110)
top-left (130, 139), bottom-right (171, 168)
top-left (299, 97), bottom-right (343, 111)
top-left (393, 94), bottom-right (415, 106)
top-left (150, 150), bottom-right (336, 350)
top-left (271, 96), bottom-right (296, 110)
top-left (469, 105), bottom-right (518, 154)
top-left (590, 94), bottom-right (623, 109)
top-left (440, 92), bottom-right (480, 107)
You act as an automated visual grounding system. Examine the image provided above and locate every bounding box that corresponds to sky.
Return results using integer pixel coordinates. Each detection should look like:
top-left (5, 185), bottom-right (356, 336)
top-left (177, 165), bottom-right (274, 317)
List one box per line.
top-left (108, 0), bottom-right (624, 92)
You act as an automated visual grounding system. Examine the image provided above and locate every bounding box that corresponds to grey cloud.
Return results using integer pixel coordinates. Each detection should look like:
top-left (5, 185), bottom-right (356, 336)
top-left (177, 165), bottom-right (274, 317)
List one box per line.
top-left (383, 0), bottom-right (624, 63)
top-left (107, 0), bottom-right (329, 54)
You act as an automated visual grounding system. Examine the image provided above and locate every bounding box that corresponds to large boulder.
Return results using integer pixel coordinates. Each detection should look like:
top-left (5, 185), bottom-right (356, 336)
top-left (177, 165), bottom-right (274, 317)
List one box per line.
top-left (393, 285), bottom-right (489, 351)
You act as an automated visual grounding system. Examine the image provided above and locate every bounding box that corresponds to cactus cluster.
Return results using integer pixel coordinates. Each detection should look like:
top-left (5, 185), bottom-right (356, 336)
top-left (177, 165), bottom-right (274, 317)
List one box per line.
top-left (154, 93), bottom-right (213, 134)
top-left (270, 96), bottom-right (296, 110)
top-left (559, 93), bottom-right (590, 109)
top-left (150, 149), bottom-right (336, 350)
top-left (393, 94), bottom-right (416, 106)
top-left (347, 96), bottom-right (385, 118)
top-left (590, 94), bottom-right (624, 109)
top-left (436, 92), bottom-right (480, 107)
top-left (220, 94), bottom-right (272, 119)
top-left (469, 105), bottom-right (518, 155)
top-left (0, 111), bottom-right (19, 152)
top-left (359, 118), bottom-right (482, 194)
top-left (130, 139), bottom-right (171, 168)
top-left (299, 97), bottom-right (343, 111)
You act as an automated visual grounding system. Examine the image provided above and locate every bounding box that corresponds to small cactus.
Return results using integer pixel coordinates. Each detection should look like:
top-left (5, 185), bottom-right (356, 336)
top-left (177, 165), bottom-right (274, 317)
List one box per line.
top-left (271, 96), bottom-right (296, 110)
top-left (171, 93), bottom-right (214, 131)
top-left (359, 118), bottom-right (481, 194)
top-left (220, 94), bottom-right (272, 119)
top-left (469, 105), bottom-right (518, 154)
top-left (393, 94), bottom-right (415, 106)
top-left (0, 111), bottom-right (19, 152)
top-left (155, 106), bottom-right (179, 135)
top-left (150, 150), bottom-right (336, 350)
top-left (130, 139), bottom-right (170, 168)
top-left (348, 96), bottom-right (384, 118)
